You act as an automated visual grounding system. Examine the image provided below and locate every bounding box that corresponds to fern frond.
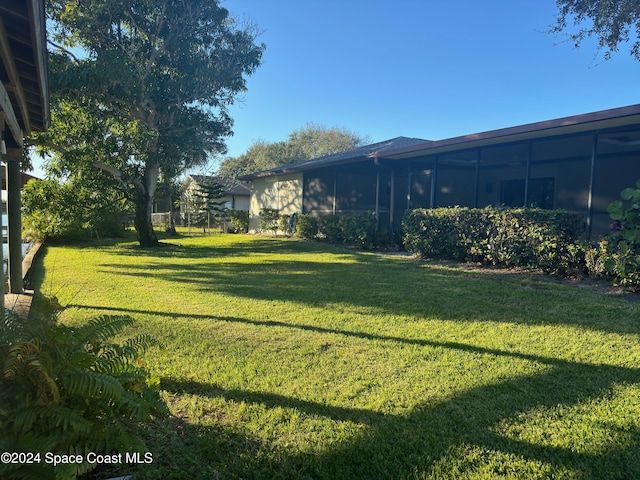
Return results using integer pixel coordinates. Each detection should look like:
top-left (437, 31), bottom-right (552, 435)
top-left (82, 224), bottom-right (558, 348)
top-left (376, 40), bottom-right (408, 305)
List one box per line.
top-left (5, 428), bottom-right (58, 453)
top-left (73, 315), bottom-right (136, 348)
top-left (0, 461), bottom-right (54, 480)
top-left (61, 369), bottom-right (125, 402)
top-left (125, 334), bottom-right (165, 354)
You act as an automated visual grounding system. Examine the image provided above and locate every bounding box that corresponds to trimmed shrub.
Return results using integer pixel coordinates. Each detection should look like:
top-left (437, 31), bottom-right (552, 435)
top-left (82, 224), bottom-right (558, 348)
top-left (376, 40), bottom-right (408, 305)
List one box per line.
top-left (278, 214), bottom-right (295, 237)
top-left (317, 214), bottom-right (342, 243)
top-left (402, 206), bottom-right (586, 274)
top-left (259, 208), bottom-right (280, 235)
top-left (229, 210), bottom-right (249, 233)
top-left (338, 213), bottom-right (377, 249)
top-left (295, 214), bottom-right (318, 239)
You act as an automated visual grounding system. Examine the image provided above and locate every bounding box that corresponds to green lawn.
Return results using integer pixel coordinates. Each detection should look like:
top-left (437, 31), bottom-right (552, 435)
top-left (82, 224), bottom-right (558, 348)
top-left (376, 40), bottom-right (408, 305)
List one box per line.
top-left (30, 233), bottom-right (640, 479)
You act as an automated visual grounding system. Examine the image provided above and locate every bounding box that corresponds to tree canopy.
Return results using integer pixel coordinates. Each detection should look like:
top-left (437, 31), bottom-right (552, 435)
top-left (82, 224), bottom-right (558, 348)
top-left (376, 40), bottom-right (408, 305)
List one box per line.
top-left (217, 124), bottom-right (370, 178)
top-left (551, 0), bottom-right (640, 61)
top-left (37, 0), bottom-right (264, 246)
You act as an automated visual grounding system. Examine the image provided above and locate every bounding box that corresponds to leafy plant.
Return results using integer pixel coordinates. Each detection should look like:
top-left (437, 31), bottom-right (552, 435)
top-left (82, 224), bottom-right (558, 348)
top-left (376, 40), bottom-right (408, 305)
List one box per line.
top-left (258, 208), bottom-right (280, 236)
top-left (22, 178), bottom-right (128, 243)
top-left (228, 210), bottom-right (249, 233)
top-left (338, 213), bottom-right (377, 249)
top-left (0, 308), bottom-right (167, 480)
top-left (278, 214), bottom-right (295, 237)
top-left (317, 214), bottom-right (342, 243)
top-left (402, 207), bottom-right (586, 274)
top-left (608, 179), bottom-right (640, 244)
top-left (294, 214), bottom-right (318, 239)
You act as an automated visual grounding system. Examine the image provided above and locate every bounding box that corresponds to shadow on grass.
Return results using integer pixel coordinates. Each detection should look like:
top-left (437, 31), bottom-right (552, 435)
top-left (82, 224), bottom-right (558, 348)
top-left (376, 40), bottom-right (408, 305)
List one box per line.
top-left (33, 238), bottom-right (640, 478)
top-left (155, 342), bottom-right (640, 479)
top-left (64, 305), bottom-right (603, 370)
top-left (90, 238), bottom-right (640, 335)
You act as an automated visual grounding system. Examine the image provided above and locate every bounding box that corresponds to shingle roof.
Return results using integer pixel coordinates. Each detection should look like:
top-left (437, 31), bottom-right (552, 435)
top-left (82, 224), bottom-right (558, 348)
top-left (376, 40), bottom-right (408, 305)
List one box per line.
top-left (183, 175), bottom-right (251, 196)
top-left (242, 136), bottom-right (430, 179)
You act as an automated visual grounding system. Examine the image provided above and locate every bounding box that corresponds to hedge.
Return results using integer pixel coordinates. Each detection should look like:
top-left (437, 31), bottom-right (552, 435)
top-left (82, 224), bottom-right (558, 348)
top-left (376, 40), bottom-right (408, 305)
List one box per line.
top-left (402, 206), bottom-right (587, 275)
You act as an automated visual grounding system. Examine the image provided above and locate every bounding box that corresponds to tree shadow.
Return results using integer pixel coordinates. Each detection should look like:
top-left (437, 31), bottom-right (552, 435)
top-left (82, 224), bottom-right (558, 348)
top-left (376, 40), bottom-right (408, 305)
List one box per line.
top-left (157, 340), bottom-right (640, 479)
top-left (31, 238), bottom-right (640, 478)
top-left (88, 239), bottom-right (640, 336)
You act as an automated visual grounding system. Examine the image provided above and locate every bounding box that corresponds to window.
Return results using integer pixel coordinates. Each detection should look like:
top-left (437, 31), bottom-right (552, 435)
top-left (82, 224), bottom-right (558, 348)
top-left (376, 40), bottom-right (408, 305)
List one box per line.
top-left (500, 177), bottom-right (554, 209)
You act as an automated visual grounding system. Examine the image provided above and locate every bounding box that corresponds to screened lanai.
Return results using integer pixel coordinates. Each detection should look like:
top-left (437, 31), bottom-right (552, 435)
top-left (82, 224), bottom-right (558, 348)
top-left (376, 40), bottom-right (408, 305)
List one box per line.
top-left (245, 105), bottom-right (640, 238)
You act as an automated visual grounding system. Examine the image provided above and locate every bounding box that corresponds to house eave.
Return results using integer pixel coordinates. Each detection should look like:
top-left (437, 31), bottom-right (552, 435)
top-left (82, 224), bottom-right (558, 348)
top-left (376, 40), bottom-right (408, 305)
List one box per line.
top-left (379, 104), bottom-right (640, 160)
top-left (0, 0), bottom-right (50, 145)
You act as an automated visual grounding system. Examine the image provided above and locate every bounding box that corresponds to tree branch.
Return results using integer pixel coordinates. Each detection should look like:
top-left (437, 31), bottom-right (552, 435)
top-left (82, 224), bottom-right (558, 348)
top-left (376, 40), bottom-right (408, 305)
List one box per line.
top-left (47, 39), bottom-right (80, 62)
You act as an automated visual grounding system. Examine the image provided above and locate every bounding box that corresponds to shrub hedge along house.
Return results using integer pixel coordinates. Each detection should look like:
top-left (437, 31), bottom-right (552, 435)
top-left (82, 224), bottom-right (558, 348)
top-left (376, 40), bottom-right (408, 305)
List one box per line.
top-left (242, 104), bottom-right (640, 238)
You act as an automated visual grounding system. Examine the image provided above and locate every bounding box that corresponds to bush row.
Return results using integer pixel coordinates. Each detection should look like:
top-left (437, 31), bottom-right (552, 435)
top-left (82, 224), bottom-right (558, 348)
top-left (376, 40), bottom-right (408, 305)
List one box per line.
top-left (298, 212), bottom-right (382, 249)
top-left (257, 210), bottom-right (390, 249)
top-left (401, 203), bottom-right (640, 291)
top-left (402, 207), bottom-right (586, 275)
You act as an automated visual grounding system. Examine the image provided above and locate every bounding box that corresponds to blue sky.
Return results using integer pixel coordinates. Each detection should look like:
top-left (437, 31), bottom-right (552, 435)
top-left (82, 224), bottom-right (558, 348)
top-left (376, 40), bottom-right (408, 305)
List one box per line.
top-left (215, 0), bottom-right (640, 165)
top-left (31, 1), bottom-right (640, 177)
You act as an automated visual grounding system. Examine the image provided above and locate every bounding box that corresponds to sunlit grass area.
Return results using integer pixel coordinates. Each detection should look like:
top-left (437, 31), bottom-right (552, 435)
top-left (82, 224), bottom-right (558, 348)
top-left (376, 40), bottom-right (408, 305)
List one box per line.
top-left (30, 232), bottom-right (640, 479)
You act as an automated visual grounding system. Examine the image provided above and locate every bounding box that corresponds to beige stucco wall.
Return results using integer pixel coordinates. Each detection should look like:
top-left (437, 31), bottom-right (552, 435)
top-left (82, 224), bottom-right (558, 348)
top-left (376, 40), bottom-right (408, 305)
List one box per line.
top-left (249, 174), bottom-right (303, 233)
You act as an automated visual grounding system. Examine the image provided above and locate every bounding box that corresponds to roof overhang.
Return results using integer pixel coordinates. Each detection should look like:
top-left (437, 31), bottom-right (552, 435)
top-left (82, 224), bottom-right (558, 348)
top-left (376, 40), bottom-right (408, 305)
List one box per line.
top-left (379, 104), bottom-right (640, 160)
top-left (243, 155), bottom-right (372, 180)
top-left (0, 0), bottom-right (50, 146)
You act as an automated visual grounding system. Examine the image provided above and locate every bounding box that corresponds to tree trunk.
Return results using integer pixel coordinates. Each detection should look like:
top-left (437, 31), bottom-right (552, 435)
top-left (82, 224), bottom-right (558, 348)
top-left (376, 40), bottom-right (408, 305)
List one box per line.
top-left (133, 164), bottom-right (160, 247)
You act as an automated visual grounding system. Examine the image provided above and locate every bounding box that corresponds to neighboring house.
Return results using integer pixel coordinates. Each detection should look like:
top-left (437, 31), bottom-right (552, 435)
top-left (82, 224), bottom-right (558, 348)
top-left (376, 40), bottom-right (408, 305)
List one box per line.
top-left (1, 0), bottom-right (50, 302)
top-left (242, 104), bottom-right (640, 237)
top-left (180, 175), bottom-right (250, 225)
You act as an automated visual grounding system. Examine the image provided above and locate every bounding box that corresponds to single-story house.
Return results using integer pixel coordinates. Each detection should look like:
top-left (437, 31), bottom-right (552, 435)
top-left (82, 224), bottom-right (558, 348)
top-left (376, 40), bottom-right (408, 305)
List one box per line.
top-left (242, 104), bottom-right (640, 237)
top-left (180, 175), bottom-right (250, 224)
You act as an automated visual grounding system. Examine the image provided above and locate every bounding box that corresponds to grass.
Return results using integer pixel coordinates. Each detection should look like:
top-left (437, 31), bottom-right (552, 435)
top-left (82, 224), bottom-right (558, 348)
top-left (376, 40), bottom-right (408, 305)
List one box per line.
top-left (29, 231), bottom-right (640, 479)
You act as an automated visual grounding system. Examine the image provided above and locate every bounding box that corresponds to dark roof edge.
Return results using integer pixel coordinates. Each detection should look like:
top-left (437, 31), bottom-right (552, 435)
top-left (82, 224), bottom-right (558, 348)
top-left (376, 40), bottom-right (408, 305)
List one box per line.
top-left (241, 136), bottom-right (428, 180)
top-left (239, 155), bottom-right (372, 180)
top-left (379, 104), bottom-right (640, 159)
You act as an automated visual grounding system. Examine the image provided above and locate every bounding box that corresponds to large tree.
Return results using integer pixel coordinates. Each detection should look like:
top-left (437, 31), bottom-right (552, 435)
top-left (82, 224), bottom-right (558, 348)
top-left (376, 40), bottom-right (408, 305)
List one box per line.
top-left (39, 0), bottom-right (264, 246)
top-left (217, 124), bottom-right (370, 178)
top-left (550, 0), bottom-right (640, 61)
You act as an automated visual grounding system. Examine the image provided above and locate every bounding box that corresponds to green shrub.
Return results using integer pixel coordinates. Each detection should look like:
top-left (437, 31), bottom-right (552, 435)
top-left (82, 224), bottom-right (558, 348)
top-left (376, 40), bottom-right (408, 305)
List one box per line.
top-left (608, 178), bottom-right (640, 244)
top-left (402, 206), bottom-right (586, 274)
top-left (0, 308), bottom-right (167, 480)
top-left (338, 213), bottom-right (377, 249)
top-left (278, 214), bottom-right (295, 237)
top-left (22, 178), bottom-right (128, 243)
top-left (229, 210), bottom-right (249, 233)
top-left (295, 214), bottom-right (318, 239)
top-left (604, 180), bottom-right (640, 290)
top-left (258, 208), bottom-right (280, 236)
top-left (317, 214), bottom-right (342, 243)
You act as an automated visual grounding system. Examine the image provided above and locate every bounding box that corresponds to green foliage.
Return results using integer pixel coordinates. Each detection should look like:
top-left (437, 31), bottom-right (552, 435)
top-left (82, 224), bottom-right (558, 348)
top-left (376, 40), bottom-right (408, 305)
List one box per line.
top-left (551, 0), bottom-right (640, 61)
top-left (39, 0), bottom-right (265, 246)
top-left (294, 214), bottom-right (318, 239)
top-left (258, 208), bottom-right (280, 236)
top-left (0, 308), bottom-right (167, 480)
top-left (278, 214), bottom-right (295, 237)
top-left (217, 124), bottom-right (369, 178)
top-left (317, 214), bottom-right (342, 243)
top-left (608, 178), bottom-right (640, 244)
top-left (22, 178), bottom-right (128, 243)
top-left (34, 234), bottom-right (640, 479)
top-left (600, 179), bottom-right (640, 291)
top-left (402, 207), bottom-right (586, 274)
top-left (193, 182), bottom-right (227, 232)
top-left (228, 210), bottom-right (249, 233)
top-left (338, 213), bottom-right (377, 249)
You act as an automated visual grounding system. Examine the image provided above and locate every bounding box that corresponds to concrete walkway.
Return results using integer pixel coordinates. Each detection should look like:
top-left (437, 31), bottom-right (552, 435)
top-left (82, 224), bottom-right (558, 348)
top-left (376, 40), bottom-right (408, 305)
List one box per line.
top-left (4, 291), bottom-right (33, 318)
